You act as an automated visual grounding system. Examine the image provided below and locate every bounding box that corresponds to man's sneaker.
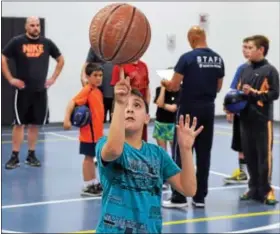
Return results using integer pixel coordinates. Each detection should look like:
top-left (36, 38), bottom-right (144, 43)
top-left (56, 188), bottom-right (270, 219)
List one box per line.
top-left (5, 155), bottom-right (20, 170)
top-left (25, 153), bottom-right (41, 167)
top-left (192, 199), bottom-right (205, 208)
top-left (264, 189), bottom-right (278, 205)
top-left (224, 169), bottom-right (248, 184)
top-left (162, 199), bottom-right (188, 208)
top-left (81, 183), bottom-right (103, 197)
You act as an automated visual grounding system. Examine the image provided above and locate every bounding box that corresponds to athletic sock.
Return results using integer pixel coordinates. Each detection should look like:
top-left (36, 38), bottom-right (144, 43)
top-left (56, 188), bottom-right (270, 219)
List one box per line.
top-left (239, 158), bottom-right (246, 173)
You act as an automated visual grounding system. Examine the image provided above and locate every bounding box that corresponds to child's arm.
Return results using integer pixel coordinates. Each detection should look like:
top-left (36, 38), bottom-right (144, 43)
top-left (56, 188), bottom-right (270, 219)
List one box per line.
top-left (63, 86), bottom-right (90, 130)
top-left (162, 104), bottom-right (177, 113)
top-left (244, 67), bottom-right (279, 102)
top-left (164, 115), bottom-right (203, 197)
top-left (155, 86), bottom-right (166, 108)
top-left (101, 67), bottom-right (130, 162)
top-left (63, 100), bottom-right (75, 130)
top-left (156, 86), bottom-right (177, 112)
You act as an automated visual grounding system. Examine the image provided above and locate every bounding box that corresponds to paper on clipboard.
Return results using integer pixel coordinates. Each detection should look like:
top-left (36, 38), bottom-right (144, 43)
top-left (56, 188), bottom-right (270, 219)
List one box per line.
top-left (156, 69), bottom-right (174, 81)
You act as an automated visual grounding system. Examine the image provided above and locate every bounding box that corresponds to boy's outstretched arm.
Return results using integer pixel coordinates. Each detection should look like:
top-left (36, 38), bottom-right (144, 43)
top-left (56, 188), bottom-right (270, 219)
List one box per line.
top-left (167, 115), bottom-right (203, 197)
top-left (101, 67), bottom-right (131, 162)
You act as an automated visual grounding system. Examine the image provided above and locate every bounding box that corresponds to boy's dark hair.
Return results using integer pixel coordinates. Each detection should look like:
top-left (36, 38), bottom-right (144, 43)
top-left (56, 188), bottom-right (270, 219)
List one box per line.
top-left (131, 89), bottom-right (149, 114)
top-left (85, 63), bottom-right (104, 76)
top-left (250, 35), bottom-right (270, 56)
top-left (111, 89), bottom-right (149, 114)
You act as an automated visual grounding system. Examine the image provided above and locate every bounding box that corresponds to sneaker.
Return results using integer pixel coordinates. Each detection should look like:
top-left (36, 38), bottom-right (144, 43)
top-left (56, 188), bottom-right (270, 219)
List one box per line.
top-left (192, 199), bottom-right (205, 208)
top-left (25, 153), bottom-right (41, 167)
top-left (224, 169), bottom-right (248, 184)
top-left (5, 155), bottom-right (20, 170)
top-left (162, 198), bottom-right (188, 208)
top-left (162, 183), bottom-right (169, 190)
top-left (264, 189), bottom-right (278, 205)
top-left (94, 157), bottom-right (97, 165)
top-left (240, 190), bottom-right (259, 201)
top-left (81, 183), bottom-right (103, 197)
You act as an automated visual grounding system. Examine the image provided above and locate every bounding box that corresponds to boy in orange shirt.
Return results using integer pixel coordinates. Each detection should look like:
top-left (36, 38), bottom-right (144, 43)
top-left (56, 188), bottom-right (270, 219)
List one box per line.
top-left (64, 63), bottom-right (104, 196)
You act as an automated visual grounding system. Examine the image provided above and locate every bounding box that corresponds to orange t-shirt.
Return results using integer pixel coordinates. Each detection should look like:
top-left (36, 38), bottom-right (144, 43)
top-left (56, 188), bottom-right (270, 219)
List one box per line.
top-left (72, 85), bottom-right (104, 143)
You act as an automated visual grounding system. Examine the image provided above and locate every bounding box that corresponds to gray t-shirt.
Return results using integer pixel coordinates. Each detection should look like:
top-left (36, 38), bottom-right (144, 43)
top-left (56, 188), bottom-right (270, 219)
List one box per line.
top-left (86, 48), bottom-right (114, 98)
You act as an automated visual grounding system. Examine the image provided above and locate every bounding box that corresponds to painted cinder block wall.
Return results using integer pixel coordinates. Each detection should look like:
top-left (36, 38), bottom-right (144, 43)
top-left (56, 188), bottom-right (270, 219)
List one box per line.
top-left (2, 1), bottom-right (279, 122)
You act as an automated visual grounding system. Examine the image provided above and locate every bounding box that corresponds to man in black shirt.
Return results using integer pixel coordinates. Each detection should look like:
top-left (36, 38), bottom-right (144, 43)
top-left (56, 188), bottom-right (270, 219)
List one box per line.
top-left (236, 35), bottom-right (279, 205)
top-left (1, 16), bottom-right (64, 169)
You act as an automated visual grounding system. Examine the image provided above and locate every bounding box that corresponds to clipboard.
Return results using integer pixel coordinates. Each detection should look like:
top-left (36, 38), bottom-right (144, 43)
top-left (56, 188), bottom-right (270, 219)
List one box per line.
top-left (156, 68), bottom-right (174, 81)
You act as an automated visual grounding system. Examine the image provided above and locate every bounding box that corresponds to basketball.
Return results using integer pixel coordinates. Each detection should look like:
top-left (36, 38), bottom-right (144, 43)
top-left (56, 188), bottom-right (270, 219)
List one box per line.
top-left (224, 89), bottom-right (248, 114)
top-left (89, 3), bottom-right (151, 64)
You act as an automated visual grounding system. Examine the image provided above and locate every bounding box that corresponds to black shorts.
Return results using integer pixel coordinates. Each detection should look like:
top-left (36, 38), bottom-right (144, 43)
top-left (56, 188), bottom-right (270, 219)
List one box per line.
top-left (79, 142), bottom-right (96, 157)
top-left (231, 114), bottom-right (242, 152)
top-left (13, 89), bottom-right (49, 125)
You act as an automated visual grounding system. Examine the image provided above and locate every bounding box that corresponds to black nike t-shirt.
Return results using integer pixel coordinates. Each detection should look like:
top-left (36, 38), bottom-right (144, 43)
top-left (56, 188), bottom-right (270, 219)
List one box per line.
top-left (154, 87), bottom-right (179, 123)
top-left (2, 34), bottom-right (61, 91)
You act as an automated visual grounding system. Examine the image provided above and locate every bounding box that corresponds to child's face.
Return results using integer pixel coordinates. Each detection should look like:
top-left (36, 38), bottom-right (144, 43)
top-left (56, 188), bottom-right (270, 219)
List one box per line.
top-left (124, 95), bottom-right (150, 133)
top-left (88, 70), bottom-right (103, 87)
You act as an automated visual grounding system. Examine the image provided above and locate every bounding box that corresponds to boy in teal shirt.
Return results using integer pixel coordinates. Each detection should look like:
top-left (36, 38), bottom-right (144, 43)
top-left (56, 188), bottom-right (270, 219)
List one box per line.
top-left (95, 67), bottom-right (203, 233)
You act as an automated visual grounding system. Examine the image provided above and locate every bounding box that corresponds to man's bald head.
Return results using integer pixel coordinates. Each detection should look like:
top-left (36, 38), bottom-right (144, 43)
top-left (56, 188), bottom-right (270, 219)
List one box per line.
top-left (187, 25), bottom-right (207, 49)
top-left (25, 16), bottom-right (41, 39)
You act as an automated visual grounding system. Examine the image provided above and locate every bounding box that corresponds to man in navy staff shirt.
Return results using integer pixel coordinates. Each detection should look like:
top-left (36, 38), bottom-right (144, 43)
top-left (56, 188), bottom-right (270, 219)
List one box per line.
top-left (161, 26), bottom-right (225, 208)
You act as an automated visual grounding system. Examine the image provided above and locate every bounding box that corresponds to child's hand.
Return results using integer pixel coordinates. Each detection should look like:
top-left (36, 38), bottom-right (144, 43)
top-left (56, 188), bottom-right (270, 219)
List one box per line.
top-left (63, 120), bottom-right (72, 130)
top-left (226, 113), bottom-right (234, 123)
top-left (177, 114), bottom-right (204, 150)
top-left (115, 66), bottom-right (131, 105)
top-left (242, 84), bottom-right (252, 95)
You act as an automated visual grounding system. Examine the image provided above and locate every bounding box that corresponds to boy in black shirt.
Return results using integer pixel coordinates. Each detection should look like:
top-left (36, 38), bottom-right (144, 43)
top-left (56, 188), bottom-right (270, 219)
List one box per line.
top-left (237, 35), bottom-right (279, 205)
top-left (153, 85), bottom-right (179, 151)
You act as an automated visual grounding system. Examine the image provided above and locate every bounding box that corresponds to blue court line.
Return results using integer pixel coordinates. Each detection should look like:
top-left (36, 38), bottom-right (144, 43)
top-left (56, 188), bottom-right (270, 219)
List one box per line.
top-left (226, 222), bottom-right (280, 233)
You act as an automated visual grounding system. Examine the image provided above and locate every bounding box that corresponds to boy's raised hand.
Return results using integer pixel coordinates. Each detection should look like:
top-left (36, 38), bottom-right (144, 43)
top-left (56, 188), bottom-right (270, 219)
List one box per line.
top-left (177, 114), bottom-right (204, 151)
top-left (114, 66), bottom-right (131, 105)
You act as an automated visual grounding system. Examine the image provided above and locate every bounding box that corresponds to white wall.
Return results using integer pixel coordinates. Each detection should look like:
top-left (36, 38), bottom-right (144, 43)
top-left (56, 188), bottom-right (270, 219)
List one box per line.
top-left (2, 1), bottom-right (280, 122)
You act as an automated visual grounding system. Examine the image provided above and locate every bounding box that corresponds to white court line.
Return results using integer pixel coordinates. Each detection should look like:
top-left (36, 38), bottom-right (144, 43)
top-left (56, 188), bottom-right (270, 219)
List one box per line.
top-left (226, 222), bottom-right (280, 233)
top-left (210, 170), bottom-right (280, 190)
top-left (1, 230), bottom-right (24, 233)
top-left (2, 185), bottom-right (247, 209)
top-left (1, 130), bottom-right (78, 136)
top-left (214, 124), bottom-right (280, 138)
top-left (47, 132), bottom-right (77, 140)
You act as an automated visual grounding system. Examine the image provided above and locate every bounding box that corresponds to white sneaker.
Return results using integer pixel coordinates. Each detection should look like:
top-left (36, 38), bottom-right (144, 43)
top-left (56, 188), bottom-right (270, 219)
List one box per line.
top-left (192, 200), bottom-right (205, 208)
top-left (162, 199), bottom-right (188, 208)
top-left (162, 183), bottom-right (169, 190)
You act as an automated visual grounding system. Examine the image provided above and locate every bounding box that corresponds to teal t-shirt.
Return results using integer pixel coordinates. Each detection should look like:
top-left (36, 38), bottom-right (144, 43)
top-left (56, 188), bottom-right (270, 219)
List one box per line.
top-left (95, 136), bottom-right (181, 233)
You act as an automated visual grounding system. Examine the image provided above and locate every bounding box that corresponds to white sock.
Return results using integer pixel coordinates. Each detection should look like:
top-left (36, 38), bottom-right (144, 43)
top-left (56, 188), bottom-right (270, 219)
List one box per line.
top-left (84, 179), bottom-right (94, 188)
top-left (92, 178), bottom-right (99, 185)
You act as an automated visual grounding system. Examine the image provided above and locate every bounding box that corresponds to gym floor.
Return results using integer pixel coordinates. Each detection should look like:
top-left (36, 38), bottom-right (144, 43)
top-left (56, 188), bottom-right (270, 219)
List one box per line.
top-left (1, 118), bottom-right (280, 233)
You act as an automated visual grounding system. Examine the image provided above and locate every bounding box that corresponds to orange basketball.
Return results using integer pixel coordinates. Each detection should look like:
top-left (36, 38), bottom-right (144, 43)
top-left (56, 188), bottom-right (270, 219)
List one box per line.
top-left (89, 3), bottom-right (151, 64)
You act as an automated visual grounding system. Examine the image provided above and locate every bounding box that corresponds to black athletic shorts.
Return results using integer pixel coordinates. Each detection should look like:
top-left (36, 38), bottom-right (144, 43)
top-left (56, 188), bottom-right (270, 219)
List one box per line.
top-left (13, 89), bottom-right (49, 125)
top-left (79, 142), bottom-right (96, 157)
top-left (231, 114), bottom-right (242, 152)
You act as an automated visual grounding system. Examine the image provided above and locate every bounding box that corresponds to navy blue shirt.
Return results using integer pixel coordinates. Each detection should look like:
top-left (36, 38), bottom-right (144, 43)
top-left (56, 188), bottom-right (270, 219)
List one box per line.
top-left (175, 48), bottom-right (225, 108)
top-left (230, 63), bottom-right (248, 89)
